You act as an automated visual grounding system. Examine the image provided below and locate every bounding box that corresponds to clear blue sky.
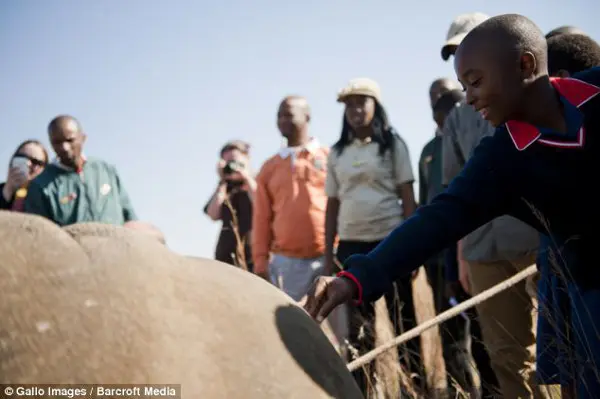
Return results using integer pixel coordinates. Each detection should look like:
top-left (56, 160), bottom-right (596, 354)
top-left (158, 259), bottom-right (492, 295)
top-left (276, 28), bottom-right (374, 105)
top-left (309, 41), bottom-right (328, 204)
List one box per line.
top-left (1, 1), bottom-right (598, 257)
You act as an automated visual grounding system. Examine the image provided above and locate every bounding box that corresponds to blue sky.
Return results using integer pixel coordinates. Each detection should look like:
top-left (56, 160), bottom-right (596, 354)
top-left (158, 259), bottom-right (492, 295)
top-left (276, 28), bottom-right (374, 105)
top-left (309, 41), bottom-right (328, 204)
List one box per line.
top-left (1, 1), bottom-right (598, 257)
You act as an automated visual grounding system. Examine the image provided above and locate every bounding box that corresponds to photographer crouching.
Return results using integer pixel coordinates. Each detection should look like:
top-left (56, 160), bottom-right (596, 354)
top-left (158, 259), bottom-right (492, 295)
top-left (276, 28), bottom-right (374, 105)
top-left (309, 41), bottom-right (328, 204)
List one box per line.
top-left (204, 141), bottom-right (255, 272)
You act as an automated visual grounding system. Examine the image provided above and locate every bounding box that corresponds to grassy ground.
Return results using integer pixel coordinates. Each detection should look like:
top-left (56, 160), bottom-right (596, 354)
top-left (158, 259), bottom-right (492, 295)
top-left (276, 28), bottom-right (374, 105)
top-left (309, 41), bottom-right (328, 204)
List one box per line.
top-left (320, 266), bottom-right (448, 398)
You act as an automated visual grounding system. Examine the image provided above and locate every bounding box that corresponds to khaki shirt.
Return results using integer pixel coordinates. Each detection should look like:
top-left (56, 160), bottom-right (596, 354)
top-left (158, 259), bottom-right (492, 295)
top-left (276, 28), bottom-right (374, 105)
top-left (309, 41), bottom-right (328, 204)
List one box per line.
top-left (326, 136), bottom-right (415, 242)
top-left (442, 102), bottom-right (539, 262)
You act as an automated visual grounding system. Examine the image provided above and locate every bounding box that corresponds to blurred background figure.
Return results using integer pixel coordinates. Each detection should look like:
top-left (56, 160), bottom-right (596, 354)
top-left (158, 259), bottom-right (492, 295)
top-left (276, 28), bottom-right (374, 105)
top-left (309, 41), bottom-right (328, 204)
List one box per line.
top-left (252, 95), bottom-right (329, 293)
top-left (24, 115), bottom-right (138, 227)
top-left (545, 25), bottom-right (586, 39)
top-left (325, 78), bottom-right (422, 394)
top-left (204, 140), bottom-right (255, 272)
top-left (1, 139), bottom-right (48, 212)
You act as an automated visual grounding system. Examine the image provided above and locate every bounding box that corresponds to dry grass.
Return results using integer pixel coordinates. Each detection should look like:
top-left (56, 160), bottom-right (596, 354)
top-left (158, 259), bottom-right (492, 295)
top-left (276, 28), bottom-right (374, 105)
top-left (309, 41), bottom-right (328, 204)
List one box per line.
top-left (411, 266), bottom-right (448, 396)
top-left (223, 195), bottom-right (248, 271)
top-left (321, 266), bottom-right (449, 399)
top-left (221, 192), bottom-right (598, 397)
top-left (224, 189), bottom-right (449, 397)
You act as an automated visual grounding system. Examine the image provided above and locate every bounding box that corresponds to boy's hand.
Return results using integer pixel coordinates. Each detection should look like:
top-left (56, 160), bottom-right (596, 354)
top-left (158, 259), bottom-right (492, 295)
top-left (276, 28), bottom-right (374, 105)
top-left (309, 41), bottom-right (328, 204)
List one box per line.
top-left (303, 276), bottom-right (357, 323)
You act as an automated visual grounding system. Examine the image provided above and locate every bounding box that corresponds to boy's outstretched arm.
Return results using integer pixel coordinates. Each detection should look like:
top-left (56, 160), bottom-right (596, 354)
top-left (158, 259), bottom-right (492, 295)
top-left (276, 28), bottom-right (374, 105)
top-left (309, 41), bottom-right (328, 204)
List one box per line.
top-left (340, 135), bottom-right (518, 303)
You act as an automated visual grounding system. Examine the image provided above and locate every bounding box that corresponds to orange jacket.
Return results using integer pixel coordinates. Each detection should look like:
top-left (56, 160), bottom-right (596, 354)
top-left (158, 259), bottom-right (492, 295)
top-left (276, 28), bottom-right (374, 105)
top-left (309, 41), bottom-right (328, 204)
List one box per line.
top-left (252, 142), bottom-right (328, 273)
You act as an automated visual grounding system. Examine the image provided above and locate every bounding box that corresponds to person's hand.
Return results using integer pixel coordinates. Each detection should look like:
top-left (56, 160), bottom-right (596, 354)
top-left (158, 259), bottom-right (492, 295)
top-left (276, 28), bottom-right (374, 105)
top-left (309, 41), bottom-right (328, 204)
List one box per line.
top-left (458, 257), bottom-right (470, 294)
top-left (3, 167), bottom-right (28, 200)
top-left (445, 281), bottom-right (461, 300)
top-left (322, 255), bottom-right (337, 277)
top-left (216, 159), bottom-right (226, 180)
top-left (253, 261), bottom-right (270, 282)
top-left (303, 276), bottom-right (358, 323)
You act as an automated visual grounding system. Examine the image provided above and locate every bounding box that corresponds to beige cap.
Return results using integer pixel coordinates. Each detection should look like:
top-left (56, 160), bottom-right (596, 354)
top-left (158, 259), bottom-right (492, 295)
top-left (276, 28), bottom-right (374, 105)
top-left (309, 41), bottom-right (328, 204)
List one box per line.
top-left (337, 77), bottom-right (382, 103)
top-left (441, 12), bottom-right (490, 61)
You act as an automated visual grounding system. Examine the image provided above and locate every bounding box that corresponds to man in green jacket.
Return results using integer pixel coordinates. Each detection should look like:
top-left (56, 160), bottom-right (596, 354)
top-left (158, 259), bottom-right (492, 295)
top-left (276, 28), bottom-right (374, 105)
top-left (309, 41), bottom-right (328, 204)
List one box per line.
top-left (24, 115), bottom-right (138, 226)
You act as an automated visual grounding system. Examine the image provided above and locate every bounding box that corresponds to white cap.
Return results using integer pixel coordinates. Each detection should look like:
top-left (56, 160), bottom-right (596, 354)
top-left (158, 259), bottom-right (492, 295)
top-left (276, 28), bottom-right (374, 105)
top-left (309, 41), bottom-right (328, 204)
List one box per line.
top-left (441, 12), bottom-right (490, 61)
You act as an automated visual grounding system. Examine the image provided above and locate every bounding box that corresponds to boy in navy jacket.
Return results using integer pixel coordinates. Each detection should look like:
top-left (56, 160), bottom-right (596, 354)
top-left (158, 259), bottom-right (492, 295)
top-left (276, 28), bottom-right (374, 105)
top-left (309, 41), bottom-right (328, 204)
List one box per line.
top-left (535, 31), bottom-right (600, 394)
top-left (304, 14), bottom-right (600, 398)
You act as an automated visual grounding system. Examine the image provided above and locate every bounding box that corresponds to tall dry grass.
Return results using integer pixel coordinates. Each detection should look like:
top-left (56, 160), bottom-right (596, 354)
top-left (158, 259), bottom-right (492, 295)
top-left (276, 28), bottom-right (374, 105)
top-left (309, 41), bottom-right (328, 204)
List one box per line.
top-left (223, 195), bottom-right (249, 271)
top-left (223, 193), bottom-right (460, 398)
top-left (221, 192), bottom-right (597, 398)
top-left (340, 267), bottom-right (457, 399)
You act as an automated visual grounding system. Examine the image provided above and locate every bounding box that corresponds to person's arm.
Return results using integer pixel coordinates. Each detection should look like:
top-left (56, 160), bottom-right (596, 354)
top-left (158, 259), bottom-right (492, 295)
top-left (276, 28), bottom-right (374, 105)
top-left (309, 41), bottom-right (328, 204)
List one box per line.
top-left (251, 165), bottom-right (273, 280)
top-left (392, 136), bottom-right (417, 218)
top-left (340, 135), bottom-right (519, 303)
top-left (0, 183), bottom-right (14, 210)
top-left (243, 176), bottom-right (257, 201)
top-left (237, 162), bottom-right (257, 201)
top-left (418, 149), bottom-right (428, 209)
top-left (457, 239), bottom-right (470, 293)
top-left (441, 107), bottom-right (465, 187)
top-left (113, 167), bottom-right (138, 222)
top-left (444, 242), bottom-right (459, 282)
top-left (23, 181), bottom-right (54, 220)
top-left (204, 181), bottom-right (227, 221)
top-left (324, 152), bottom-right (340, 276)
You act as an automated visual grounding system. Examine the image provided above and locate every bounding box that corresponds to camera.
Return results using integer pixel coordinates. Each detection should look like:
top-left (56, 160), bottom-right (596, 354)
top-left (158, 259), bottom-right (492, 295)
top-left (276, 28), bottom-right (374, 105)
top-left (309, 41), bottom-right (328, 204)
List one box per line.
top-left (223, 160), bottom-right (244, 176)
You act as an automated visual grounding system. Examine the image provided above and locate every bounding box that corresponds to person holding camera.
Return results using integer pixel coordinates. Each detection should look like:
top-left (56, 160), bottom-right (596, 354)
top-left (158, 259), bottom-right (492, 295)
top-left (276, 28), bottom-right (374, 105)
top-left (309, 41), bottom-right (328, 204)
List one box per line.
top-left (204, 140), bottom-right (255, 272)
top-left (1, 139), bottom-right (49, 211)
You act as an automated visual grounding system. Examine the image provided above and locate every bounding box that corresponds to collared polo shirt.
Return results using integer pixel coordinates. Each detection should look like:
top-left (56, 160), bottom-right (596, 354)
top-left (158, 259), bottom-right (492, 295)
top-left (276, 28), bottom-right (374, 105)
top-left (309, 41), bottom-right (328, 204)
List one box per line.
top-left (252, 138), bottom-right (329, 270)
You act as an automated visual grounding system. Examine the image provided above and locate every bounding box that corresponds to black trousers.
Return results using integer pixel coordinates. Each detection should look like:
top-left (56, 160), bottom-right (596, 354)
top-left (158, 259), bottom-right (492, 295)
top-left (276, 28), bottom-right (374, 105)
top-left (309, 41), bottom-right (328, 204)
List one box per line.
top-left (425, 259), bottom-right (500, 398)
top-left (337, 240), bottom-right (425, 395)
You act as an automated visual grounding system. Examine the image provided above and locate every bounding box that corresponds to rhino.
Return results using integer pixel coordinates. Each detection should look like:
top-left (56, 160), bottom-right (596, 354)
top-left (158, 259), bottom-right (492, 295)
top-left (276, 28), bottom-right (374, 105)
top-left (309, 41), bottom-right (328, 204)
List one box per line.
top-left (0, 211), bottom-right (362, 398)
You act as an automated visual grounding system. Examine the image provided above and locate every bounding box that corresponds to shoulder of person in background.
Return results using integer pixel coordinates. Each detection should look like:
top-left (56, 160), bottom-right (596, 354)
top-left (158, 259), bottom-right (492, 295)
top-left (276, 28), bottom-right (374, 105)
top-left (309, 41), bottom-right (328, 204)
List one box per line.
top-left (27, 164), bottom-right (59, 191)
top-left (419, 137), bottom-right (438, 161)
top-left (455, 101), bottom-right (494, 135)
top-left (256, 152), bottom-right (282, 182)
top-left (85, 157), bottom-right (117, 172)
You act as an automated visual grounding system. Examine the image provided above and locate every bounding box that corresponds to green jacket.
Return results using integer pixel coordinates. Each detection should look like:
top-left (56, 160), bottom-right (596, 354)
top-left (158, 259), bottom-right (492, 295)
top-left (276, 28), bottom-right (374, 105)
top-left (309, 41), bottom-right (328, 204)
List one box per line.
top-left (24, 157), bottom-right (137, 226)
top-left (418, 134), bottom-right (443, 206)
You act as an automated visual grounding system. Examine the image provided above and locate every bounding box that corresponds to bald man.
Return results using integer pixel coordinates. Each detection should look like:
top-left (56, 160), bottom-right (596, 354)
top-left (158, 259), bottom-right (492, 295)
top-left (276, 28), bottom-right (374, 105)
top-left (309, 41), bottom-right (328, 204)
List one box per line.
top-left (419, 79), bottom-right (481, 394)
top-left (428, 78), bottom-right (462, 109)
top-left (252, 96), bottom-right (329, 294)
top-left (24, 115), bottom-right (138, 227)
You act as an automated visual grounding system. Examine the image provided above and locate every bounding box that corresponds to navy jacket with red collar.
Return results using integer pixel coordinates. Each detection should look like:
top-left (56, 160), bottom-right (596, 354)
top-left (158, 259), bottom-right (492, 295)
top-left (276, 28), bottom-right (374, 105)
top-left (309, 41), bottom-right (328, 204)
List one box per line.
top-left (340, 67), bottom-right (600, 304)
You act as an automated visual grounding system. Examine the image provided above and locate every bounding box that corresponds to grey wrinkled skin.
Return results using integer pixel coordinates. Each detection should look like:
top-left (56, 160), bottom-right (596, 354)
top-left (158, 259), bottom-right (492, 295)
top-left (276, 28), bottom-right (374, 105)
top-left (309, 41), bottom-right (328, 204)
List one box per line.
top-left (0, 211), bottom-right (361, 399)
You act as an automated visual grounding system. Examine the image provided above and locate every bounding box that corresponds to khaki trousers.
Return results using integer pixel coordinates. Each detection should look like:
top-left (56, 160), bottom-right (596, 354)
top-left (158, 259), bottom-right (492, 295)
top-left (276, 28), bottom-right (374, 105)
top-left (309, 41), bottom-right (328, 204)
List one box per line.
top-left (467, 258), bottom-right (558, 399)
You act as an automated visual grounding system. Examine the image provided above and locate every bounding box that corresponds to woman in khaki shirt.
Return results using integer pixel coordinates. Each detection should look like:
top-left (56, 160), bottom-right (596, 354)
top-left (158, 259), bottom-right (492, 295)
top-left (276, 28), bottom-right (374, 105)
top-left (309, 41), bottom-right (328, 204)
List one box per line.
top-left (324, 78), bottom-right (422, 394)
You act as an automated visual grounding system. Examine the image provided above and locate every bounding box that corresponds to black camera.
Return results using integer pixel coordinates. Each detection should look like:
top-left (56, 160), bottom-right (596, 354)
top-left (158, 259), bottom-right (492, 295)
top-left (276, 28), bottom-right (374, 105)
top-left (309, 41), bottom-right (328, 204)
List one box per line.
top-left (223, 160), bottom-right (244, 176)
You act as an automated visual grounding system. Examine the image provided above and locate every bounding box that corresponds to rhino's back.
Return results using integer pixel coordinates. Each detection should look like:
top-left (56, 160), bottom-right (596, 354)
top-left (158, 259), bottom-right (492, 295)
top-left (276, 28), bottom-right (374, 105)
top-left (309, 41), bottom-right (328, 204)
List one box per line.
top-left (0, 212), bottom-right (361, 399)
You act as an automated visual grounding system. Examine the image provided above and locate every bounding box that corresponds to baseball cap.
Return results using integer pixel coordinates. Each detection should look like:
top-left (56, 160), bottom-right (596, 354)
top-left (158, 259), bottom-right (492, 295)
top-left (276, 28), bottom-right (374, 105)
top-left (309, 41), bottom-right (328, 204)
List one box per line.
top-left (441, 12), bottom-right (490, 61)
top-left (337, 78), bottom-right (382, 103)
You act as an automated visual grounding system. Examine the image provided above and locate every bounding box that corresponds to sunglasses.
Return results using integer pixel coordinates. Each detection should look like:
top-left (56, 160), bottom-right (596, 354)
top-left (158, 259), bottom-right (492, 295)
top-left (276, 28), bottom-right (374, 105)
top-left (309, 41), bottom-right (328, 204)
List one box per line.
top-left (13, 154), bottom-right (46, 168)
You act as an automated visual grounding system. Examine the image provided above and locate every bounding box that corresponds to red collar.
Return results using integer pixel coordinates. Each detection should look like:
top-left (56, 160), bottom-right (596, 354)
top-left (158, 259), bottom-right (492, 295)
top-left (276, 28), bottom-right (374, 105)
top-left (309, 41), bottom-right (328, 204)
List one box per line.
top-left (505, 77), bottom-right (600, 151)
